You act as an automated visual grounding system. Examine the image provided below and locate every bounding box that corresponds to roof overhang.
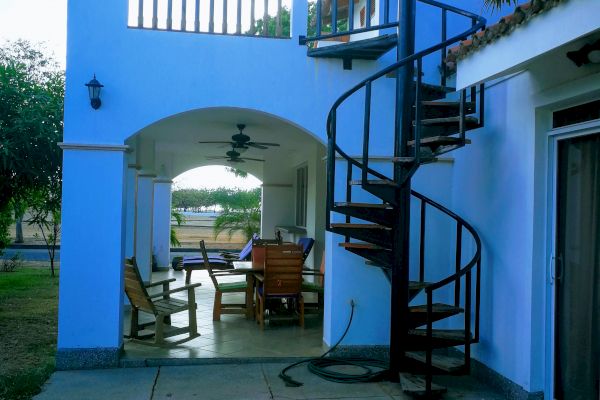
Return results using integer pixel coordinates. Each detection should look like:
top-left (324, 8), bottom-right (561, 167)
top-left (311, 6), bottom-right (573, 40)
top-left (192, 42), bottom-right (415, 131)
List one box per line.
top-left (456, 0), bottom-right (600, 89)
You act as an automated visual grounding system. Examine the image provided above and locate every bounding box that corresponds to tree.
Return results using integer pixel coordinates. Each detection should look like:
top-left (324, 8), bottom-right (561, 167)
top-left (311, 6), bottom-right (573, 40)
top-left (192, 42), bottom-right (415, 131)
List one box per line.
top-left (213, 188), bottom-right (261, 242)
top-left (0, 40), bottom-right (64, 257)
top-left (170, 208), bottom-right (185, 247)
top-left (28, 188), bottom-right (60, 277)
top-left (225, 167), bottom-right (248, 178)
top-left (247, 6), bottom-right (291, 36)
top-left (484, 0), bottom-right (518, 9)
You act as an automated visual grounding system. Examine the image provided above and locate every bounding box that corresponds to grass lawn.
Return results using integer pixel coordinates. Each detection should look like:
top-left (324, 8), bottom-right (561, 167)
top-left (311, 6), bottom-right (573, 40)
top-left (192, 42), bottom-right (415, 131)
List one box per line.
top-left (0, 267), bottom-right (58, 400)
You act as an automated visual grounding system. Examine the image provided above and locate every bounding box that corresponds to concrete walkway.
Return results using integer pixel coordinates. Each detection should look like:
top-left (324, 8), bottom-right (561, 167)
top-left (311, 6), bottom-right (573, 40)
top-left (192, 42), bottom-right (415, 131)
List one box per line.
top-left (34, 363), bottom-right (506, 400)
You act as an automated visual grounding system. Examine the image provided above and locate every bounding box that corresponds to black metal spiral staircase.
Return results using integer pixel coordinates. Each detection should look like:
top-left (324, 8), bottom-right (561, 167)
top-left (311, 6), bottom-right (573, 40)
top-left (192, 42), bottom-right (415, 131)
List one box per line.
top-left (301, 0), bottom-right (486, 397)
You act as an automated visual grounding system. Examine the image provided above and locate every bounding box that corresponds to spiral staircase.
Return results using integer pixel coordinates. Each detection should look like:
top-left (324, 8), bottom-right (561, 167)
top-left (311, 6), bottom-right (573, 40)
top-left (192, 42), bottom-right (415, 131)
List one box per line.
top-left (301, 0), bottom-right (486, 397)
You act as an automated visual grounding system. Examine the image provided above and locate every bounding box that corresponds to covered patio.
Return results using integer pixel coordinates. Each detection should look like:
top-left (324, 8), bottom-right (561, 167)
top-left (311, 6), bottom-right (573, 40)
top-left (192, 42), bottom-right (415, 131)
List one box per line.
top-left (122, 265), bottom-right (325, 360)
top-left (119, 107), bottom-right (328, 360)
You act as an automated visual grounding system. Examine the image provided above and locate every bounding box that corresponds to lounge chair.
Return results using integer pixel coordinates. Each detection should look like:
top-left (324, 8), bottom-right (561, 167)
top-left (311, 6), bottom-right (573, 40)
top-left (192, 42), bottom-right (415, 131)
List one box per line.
top-left (298, 237), bottom-right (315, 262)
top-left (124, 258), bottom-right (201, 347)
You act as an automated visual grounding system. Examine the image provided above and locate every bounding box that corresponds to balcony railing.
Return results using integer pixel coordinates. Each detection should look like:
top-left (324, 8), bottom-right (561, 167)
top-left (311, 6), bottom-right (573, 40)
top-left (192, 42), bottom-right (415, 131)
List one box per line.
top-left (129, 0), bottom-right (292, 38)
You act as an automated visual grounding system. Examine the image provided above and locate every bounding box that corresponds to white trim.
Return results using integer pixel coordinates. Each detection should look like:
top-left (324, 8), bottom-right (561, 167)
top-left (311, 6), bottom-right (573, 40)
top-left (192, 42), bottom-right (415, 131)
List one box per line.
top-left (549, 118), bottom-right (600, 136)
top-left (544, 119), bottom-right (600, 399)
top-left (58, 142), bottom-right (130, 152)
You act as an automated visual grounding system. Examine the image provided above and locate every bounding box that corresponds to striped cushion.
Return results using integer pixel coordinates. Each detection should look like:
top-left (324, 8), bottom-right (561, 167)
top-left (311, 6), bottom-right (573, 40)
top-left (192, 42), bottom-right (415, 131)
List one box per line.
top-left (301, 281), bottom-right (324, 293)
top-left (217, 281), bottom-right (247, 292)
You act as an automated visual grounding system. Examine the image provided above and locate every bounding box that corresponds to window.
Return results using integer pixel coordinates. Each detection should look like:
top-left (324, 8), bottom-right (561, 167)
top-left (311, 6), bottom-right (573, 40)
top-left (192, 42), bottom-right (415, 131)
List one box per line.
top-left (295, 165), bottom-right (308, 227)
top-left (553, 100), bottom-right (600, 128)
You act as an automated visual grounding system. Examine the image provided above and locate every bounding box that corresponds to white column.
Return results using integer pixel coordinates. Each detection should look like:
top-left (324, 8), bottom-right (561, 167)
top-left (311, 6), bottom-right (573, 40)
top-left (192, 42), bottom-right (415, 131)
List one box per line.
top-left (124, 164), bottom-right (139, 259)
top-left (57, 144), bottom-right (127, 368)
top-left (152, 178), bottom-right (172, 269)
top-left (135, 171), bottom-right (155, 282)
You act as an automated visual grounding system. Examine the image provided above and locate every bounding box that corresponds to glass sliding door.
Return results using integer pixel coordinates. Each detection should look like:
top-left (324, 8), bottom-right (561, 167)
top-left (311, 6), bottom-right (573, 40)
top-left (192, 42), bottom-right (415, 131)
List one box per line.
top-left (554, 132), bottom-right (600, 400)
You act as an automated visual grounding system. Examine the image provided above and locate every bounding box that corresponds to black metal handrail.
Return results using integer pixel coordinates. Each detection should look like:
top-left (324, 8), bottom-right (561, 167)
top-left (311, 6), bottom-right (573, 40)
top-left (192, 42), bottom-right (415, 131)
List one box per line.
top-left (324, 0), bottom-right (485, 228)
top-left (300, 0), bottom-right (398, 44)
top-left (322, 1), bottom-right (486, 394)
top-left (411, 190), bottom-right (481, 393)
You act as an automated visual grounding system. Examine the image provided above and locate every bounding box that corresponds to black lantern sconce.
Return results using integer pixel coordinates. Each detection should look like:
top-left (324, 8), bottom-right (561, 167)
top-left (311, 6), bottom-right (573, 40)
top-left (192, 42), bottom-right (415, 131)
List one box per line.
top-left (567, 39), bottom-right (600, 67)
top-left (85, 74), bottom-right (104, 110)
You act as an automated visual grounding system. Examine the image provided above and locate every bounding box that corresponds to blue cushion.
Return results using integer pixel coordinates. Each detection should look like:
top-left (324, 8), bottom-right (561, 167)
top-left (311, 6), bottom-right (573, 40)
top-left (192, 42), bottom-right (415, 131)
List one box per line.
top-left (298, 238), bottom-right (315, 261)
top-left (238, 233), bottom-right (259, 260)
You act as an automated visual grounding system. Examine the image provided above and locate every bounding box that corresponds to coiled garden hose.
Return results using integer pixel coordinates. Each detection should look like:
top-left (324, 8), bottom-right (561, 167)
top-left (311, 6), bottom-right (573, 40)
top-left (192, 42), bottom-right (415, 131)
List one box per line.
top-left (278, 300), bottom-right (389, 387)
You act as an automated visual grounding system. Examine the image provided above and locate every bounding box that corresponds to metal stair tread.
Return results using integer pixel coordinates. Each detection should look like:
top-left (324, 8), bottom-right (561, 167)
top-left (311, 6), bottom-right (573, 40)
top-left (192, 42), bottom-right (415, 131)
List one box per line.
top-left (392, 156), bottom-right (438, 164)
top-left (334, 202), bottom-right (392, 209)
top-left (349, 179), bottom-right (396, 186)
top-left (339, 242), bottom-right (384, 249)
top-left (409, 303), bottom-right (463, 314)
top-left (330, 223), bottom-right (391, 230)
top-left (400, 373), bottom-right (447, 396)
top-left (307, 34), bottom-right (398, 61)
top-left (405, 351), bottom-right (466, 373)
top-left (408, 281), bottom-right (432, 291)
top-left (408, 329), bottom-right (471, 341)
top-left (418, 115), bottom-right (479, 126)
top-left (408, 136), bottom-right (472, 147)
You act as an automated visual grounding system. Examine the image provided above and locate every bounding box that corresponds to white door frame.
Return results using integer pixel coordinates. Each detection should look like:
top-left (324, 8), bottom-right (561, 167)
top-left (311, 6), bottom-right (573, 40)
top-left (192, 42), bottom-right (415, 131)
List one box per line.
top-left (544, 118), bottom-right (600, 399)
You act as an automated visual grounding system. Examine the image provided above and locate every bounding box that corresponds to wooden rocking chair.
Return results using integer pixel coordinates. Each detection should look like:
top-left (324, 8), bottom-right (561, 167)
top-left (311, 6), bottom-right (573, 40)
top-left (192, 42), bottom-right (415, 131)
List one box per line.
top-left (124, 258), bottom-right (201, 347)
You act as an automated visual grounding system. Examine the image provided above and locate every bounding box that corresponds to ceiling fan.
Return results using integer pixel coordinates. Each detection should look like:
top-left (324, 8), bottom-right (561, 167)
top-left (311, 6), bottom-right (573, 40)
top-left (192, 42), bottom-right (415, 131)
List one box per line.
top-left (198, 124), bottom-right (280, 152)
top-left (206, 148), bottom-right (265, 163)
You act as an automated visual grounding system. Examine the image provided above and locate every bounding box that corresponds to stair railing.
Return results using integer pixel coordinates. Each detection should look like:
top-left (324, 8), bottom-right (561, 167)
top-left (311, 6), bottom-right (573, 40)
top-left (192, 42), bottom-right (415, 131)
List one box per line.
top-left (320, 0), bottom-right (485, 229)
top-left (411, 190), bottom-right (482, 394)
top-left (300, 0), bottom-right (398, 44)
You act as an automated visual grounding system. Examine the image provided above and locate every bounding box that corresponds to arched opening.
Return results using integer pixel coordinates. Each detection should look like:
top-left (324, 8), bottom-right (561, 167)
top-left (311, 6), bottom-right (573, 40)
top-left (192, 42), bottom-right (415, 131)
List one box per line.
top-left (122, 107), bottom-right (327, 359)
top-left (171, 165), bottom-right (262, 249)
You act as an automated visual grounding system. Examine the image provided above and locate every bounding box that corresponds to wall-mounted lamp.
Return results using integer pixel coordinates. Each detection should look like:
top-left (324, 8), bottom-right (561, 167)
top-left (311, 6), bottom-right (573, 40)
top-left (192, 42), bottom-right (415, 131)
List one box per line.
top-left (567, 39), bottom-right (600, 67)
top-left (85, 74), bottom-right (104, 110)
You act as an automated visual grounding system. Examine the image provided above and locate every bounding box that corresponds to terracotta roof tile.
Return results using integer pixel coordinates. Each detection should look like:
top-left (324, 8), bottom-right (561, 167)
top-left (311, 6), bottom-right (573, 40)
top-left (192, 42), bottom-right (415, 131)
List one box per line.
top-left (445, 0), bottom-right (569, 72)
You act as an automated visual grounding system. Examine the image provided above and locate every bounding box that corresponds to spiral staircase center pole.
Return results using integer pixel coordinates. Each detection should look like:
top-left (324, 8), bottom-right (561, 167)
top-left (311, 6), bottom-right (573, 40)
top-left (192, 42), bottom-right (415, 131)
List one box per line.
top-left (389, 0), bottom-right (417, 381)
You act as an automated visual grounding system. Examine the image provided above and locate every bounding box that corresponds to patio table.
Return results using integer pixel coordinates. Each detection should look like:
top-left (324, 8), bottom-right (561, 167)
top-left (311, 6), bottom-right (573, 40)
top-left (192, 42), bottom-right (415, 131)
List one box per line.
top-left (232, 261), bottom-right (263, 319)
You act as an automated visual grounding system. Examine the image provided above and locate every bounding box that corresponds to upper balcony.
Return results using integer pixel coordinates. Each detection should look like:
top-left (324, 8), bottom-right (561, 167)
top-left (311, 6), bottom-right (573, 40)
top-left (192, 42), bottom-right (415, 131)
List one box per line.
top-left (128, 0), bottom-right (296, 39)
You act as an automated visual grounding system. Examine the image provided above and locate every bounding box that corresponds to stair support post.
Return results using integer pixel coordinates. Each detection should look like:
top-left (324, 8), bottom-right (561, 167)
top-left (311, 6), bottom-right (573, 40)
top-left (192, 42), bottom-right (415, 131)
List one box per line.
top-left (389, 0), bottom-right (416, 380)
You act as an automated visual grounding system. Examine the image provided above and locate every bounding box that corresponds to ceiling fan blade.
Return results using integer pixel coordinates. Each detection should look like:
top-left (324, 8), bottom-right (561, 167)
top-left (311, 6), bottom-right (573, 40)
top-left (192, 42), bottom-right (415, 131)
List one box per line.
top-left (240, 157), bottom-right (265, 162)
top-left (206, 156), bottom-right (229, 159)
top-left (246, 143), bottom-right (268, 149)
top-left (198, 141), bottom-right (234, 145)
top-left (249, 142), bottom-right (280, 147)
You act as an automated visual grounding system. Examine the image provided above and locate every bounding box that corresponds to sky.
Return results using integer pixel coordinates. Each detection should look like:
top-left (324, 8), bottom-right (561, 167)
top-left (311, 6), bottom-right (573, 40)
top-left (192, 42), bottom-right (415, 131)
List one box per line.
top-left (0, 0), bottom-right (267, 190)
top-left (0, 0), bottom-right (67, 65)
top-left (173, 166), bottom-right (261, 190)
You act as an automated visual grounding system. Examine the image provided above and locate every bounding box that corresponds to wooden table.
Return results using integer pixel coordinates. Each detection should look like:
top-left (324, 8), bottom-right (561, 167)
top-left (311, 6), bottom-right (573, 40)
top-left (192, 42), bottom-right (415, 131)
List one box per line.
top-left (232, 261), bottom-right (263, 319)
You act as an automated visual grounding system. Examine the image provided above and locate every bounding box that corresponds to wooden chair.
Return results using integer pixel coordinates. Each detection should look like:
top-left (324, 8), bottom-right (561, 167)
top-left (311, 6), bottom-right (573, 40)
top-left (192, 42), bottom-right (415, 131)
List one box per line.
top-left (124, 258), bottom-right (201, 347)
top-left (255, 244), bottom-right (305, 329)
top-left (198, 240), bottom-right (250, 321)
top-left (302, 251), bottom-right (325, 312)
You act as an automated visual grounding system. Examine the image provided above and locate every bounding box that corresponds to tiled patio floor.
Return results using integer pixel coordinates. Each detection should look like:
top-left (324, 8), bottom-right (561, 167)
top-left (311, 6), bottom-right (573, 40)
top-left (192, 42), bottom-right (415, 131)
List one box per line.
top-left (122, 266), bottom-right (326, 360)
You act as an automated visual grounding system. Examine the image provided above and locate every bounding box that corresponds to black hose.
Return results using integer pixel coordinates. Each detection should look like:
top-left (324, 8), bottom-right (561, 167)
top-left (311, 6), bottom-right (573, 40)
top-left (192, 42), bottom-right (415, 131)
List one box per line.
top-left (278, 300), bottom-right (389, 387)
